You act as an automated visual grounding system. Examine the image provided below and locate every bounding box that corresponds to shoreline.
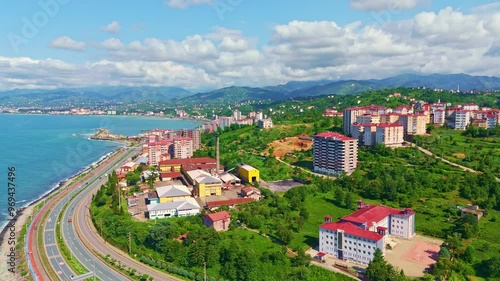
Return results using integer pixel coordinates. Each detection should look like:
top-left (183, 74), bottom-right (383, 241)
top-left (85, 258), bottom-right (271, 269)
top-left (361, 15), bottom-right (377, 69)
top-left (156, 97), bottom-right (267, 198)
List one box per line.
top-left (0, 149), bottom-right (114, 244)
top-left (0, 147), bottom-right (122, 279)
top-left (0, 112), bottom-right (208, 124)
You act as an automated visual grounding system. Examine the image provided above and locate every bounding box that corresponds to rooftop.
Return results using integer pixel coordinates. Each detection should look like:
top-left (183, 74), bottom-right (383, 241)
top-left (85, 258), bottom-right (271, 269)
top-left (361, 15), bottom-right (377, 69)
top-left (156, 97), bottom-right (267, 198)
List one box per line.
top-left (204, 211), bottom-right (231, 222)
top-left (147, 197), bottom-right (200, 212)
top-left (206, 198), bottom-right (254, 208)
top-left (156, 185), bottom-right (191, 198)
top-left (158, 157), bottom-right (216, 166)
top-left (314, 132), bottom-right (356, 141)
top-left (237, 163), bottom-right (257, 171)
top-left (320, 221), bottom-right (383, 241)
top-left (342, 204), bottom-right (413, 225)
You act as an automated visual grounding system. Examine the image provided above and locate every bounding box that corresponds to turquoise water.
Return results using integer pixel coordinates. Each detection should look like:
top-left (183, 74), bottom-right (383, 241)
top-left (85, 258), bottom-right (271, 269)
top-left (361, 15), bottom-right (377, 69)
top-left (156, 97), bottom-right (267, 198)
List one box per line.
top-left (0, 114), bottom-right (201, 229)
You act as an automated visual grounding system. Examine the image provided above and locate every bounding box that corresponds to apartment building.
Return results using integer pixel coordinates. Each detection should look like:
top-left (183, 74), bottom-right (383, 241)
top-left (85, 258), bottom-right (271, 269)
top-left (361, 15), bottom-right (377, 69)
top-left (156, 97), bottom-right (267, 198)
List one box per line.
top-left (451, 110), bottom-right (471, 130)
top-left (170, 137), bottom-right (194, 159)
top-left (375, 123), bottom-right (404, 147)
top-left (343, 105), bottom-right (390, 136)
top-left (319, 202), bottom-right (415, 264)
top-left (313, 132), bottom-right (358, 176)
top-left (397, 114), bottom-right (427, 136)
top-left (233, 110), bottom-right (242, 120)
top-left (218, 117), bottom-right (233, 130)
top-left (184, 129), bottom-right (201, 150)
top-left (258, 118), bottom-right (273, 129)
top-left (486, 114), bottom-right (499, 129)
top-left (148, 141), bottom-right (172, 165)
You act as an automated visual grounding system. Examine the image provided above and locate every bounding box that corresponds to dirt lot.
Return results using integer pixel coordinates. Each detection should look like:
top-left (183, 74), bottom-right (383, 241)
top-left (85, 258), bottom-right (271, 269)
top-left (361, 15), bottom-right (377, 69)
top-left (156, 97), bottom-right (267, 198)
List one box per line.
top-left (266, 134), bottom-right (313, 157)
top-left (385, 235), bottom-right (443, 277)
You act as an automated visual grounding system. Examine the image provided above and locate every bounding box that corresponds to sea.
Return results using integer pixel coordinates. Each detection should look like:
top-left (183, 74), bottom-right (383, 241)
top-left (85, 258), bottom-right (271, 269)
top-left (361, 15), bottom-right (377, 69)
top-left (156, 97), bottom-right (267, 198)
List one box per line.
top-left (0, 114), bottom-right (202, 230)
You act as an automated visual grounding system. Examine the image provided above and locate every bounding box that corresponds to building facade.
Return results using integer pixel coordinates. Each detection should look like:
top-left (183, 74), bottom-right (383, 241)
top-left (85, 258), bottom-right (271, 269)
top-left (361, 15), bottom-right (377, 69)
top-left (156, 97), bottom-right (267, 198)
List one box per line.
top-left (313, 132), bottom-right (358, 176)
top-left (237, 163), bottom-right (260, 183)
top-left (375, 123), bottom-right (404, 147)
top-left (203, 211), bottom-right (231, 231)
top-left (319, 202), bottom-right (415, 264)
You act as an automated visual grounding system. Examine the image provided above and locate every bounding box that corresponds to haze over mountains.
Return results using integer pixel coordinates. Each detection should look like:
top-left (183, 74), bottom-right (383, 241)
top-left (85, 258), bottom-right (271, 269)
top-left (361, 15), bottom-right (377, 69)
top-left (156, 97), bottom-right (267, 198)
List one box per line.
top-left (1, 73), bottom-right (500, 106)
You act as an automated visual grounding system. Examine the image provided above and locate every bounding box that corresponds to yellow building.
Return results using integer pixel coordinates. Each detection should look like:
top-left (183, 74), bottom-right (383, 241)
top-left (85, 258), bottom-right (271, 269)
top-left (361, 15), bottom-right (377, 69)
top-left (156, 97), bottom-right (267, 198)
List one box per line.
top-left (237, 163), bottom-right (260, 183)
top-left (185, 170), bottom-right (222, 198)
top-left (156, 185), bottom-right (192, 203)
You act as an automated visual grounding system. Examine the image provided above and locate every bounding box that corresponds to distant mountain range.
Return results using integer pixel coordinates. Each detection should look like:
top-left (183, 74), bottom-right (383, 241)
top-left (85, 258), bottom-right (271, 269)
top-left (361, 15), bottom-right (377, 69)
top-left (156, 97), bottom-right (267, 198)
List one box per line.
top-left (1, 73), bottom-right (499, 106)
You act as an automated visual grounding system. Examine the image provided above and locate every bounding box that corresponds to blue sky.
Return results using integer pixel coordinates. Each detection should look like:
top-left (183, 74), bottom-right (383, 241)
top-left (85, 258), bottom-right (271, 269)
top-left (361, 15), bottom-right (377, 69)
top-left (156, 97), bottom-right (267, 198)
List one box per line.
top-left (0, 0), bottom-right (499, 91)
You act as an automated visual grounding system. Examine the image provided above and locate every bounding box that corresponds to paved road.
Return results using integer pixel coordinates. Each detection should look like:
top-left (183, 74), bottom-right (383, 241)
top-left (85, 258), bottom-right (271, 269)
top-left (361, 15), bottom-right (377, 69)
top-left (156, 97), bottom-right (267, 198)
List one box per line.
top-left (58, 147), bottom-right (138, 281)
top-left (75, 181), bottom-right (185, 281)
top-left (72, 155), bottom-right (185, 281)
top-left (31, 146), bottom-right (135, 281)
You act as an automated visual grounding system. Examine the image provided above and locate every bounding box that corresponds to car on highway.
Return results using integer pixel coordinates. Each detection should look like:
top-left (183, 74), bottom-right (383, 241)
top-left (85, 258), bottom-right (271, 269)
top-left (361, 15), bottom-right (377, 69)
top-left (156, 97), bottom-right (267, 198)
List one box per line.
top-left (68, 217), bottom-right (72, 223)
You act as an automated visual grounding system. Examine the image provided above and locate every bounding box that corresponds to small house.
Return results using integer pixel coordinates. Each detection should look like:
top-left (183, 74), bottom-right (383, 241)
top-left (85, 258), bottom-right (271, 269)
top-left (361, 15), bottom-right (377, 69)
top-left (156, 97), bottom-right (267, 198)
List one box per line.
top-left (203, 211), bottom-right (231, 231)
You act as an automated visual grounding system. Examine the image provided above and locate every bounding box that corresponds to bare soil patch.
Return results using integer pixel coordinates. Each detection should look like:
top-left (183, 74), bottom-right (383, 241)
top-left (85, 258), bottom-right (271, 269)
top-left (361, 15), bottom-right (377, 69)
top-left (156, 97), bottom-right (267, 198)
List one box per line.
top-left (266, 134), bottom-right (313, 157)
top-left (453, 153), bottom-right (466, 159)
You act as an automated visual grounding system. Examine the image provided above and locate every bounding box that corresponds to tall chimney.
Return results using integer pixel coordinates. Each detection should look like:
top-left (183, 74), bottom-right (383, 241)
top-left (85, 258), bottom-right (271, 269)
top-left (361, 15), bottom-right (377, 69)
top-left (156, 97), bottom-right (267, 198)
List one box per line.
top-left (216, 134), bottom-right (220, 174)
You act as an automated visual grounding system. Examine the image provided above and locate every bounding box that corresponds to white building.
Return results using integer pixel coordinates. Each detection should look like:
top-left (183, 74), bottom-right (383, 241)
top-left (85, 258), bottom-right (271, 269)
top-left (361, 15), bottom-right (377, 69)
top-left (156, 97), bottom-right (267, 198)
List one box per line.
top-left (233, 110), bottom-right (242, 120)
top-left (454, 110), bottom-right (471, 130)
top-left (486, 114), bottom-right (499, 129)
top-left (147, 198), bottom-right (200, 219)
top-left (319, 202), bottom-right (415, 264)
top-left (258, 118), bottom-right (273, 129)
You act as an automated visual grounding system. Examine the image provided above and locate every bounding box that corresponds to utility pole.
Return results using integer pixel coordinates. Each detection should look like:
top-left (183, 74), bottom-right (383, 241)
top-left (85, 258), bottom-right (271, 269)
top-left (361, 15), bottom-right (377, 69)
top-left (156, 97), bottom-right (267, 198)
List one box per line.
top-left (99, 220), bottom-right (103, 238)
top-left (128, 232), bottom-right (132, 254)
top-left (203, 262), bottom-right (207, 281)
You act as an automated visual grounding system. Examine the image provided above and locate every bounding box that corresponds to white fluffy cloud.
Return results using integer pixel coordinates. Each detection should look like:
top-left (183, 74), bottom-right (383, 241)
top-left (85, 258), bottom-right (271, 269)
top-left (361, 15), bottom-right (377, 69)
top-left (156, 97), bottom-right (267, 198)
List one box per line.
top-left (166, 0), bottom-right (212, 9)
top-left (49, 36), bottom-right (86, 51)
top-left (349, 0), bottom-right (427, 11)
top-left (100, 21), bottom-right (121, 34)
top-left (1, 6), bottom-right (500, 91)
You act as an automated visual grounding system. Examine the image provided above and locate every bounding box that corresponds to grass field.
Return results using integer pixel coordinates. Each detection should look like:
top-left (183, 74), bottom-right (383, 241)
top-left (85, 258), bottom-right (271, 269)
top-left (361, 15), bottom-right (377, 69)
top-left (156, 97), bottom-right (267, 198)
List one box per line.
top-left (415, 128), bottom-right (500, 177)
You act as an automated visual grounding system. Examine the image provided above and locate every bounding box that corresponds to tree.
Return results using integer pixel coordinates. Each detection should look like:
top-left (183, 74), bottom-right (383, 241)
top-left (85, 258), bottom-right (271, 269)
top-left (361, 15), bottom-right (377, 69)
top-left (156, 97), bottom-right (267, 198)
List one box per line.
top-left (480, 257), bottom-right (500, 278)
top-left (366, 249), bottom-right (389, 281)
top-left (291, 248), bottom-right (312, 267)
top-left (456, 214), bottom-right (479, 239)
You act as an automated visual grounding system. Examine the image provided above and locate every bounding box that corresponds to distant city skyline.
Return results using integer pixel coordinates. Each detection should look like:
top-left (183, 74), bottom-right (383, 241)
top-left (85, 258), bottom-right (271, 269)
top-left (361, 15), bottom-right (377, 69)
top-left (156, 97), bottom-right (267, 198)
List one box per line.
top-left (1, 0), bottom-right (499, 91)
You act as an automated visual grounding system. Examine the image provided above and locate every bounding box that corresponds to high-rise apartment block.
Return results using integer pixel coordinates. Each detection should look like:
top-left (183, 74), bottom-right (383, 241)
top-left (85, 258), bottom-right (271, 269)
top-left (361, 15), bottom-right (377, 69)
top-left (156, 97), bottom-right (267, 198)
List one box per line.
top-left (313, 132), bottom-right (358, 176)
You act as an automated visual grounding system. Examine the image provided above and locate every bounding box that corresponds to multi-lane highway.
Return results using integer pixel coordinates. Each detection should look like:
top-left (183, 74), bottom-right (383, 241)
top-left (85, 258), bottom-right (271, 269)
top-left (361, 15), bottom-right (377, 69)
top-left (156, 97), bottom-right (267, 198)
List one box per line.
top-left (29, 146), bottom-right (136, 280)
top-left (32, 144), bottom-right (184, 281)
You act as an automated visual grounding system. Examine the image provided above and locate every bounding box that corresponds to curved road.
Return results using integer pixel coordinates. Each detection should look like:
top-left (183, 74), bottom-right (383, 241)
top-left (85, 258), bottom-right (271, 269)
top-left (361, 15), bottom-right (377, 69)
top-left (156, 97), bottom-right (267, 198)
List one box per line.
top-left (74, 172), bottom-right (184, 281)
top-left (30, 147), bottom-right (134, 280)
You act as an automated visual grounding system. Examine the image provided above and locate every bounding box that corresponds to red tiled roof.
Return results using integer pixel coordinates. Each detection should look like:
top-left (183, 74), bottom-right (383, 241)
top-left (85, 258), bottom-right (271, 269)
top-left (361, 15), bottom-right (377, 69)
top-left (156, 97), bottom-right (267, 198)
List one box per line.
top-left (182, 163), bottom-right (219, 171)
top-left (314, 132), bottom-right (356, 141)
top-left (342, 204), bottom-right (402, 225)
top-left (206, 198), bottom-right (253, 208)
top-left (160, 171), bottom-right (182, 178)
top-left (117, 173), bottom-right (126, 179)
top-left (376, 123), bottom-right (403, 128)
top-left (320, 221), bottom-right (383, 241)
top-left (204, 211), bottom-right (231, 222)
top-left (159, 157), bottom-right (216, 166)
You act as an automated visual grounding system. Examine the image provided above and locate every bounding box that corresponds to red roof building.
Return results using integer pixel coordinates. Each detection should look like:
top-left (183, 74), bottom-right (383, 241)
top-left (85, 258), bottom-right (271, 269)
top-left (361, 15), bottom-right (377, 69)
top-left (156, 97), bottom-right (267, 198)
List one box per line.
top-left (203, 211), bottom-right (231, 231)
top-left (318, 202), bottom-right (415, 264)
